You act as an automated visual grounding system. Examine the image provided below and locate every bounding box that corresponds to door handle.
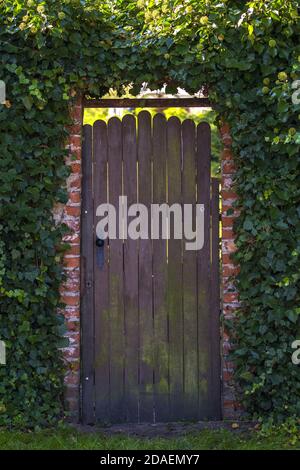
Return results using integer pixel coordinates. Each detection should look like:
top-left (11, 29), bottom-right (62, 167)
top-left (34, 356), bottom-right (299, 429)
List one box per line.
top-left (95, 236), bottom-right (105, 270)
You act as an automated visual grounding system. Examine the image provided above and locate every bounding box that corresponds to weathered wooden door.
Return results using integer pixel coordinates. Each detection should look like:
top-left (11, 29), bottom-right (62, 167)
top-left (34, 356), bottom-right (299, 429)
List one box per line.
top-left (81, 111), bottom-right (220, 424)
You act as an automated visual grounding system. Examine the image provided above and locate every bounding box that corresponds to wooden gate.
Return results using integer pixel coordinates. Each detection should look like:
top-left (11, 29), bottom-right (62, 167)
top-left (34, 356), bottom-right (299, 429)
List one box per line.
top-left (81, 111), bottom-right (221, 424)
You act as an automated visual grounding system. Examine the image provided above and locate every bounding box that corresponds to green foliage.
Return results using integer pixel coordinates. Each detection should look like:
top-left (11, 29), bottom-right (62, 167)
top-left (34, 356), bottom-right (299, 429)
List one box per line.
top-left (258, 417), bottom-right (300, 447)
top-left (84, 107), bottom-right (221, 175)
top-left (0, 0), bottom-right (299, 426)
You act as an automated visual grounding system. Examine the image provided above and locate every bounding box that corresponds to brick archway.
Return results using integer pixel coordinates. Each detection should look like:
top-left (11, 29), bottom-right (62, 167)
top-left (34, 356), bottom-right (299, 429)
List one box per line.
top-left (59, 98), bottom-right (240, 422)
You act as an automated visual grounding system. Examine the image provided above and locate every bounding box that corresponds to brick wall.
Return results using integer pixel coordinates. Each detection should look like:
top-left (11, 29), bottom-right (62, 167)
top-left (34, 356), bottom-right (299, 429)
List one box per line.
top-left (59, 98), bottom-right (83, 419)
top-left (220, 122), bottom-right (241, 419)
top-left (60, 103), bottom-right (240, 421)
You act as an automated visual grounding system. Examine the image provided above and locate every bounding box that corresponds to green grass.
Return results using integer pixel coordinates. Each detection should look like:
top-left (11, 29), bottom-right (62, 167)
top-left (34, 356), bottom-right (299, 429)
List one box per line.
top-left (0, 426), bottom-right (299, 450)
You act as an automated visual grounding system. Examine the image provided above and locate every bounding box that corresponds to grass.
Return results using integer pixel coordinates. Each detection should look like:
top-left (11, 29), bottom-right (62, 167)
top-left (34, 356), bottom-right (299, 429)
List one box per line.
top-left (0, 426), bottom-right (299, 450)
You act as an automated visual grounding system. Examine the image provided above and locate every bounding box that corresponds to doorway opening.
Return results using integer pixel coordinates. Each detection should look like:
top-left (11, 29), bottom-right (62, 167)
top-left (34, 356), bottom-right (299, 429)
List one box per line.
top-left (81, 93), bottom-right (221, 424)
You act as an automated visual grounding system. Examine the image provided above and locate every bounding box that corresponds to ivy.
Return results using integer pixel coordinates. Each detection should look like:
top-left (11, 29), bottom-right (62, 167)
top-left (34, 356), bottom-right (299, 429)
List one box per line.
top-left (0, 0), bottom-right (299, 426)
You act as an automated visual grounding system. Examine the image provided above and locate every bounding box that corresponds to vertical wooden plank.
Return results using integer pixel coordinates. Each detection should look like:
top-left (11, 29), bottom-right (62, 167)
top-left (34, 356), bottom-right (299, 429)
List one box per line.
top-left (138, 110), bottom-right (154, 422)
top-left (81, 124), bottom-right (95, 424)
top-left (211, 177), bottom-right (221, 419)
top-left (107, 116), bottom-right (125, 423)
top-left (152, 113), bottom-right (170, 422)
top-left (93, 120), bottom-right (110, 423)
top-left (167, 116), bottom-right (184, 420)
top-left (122, 114), bottom-right (139, 422)
top-left (181, 119), bottom-right (198, 420)
top-left (197, 122), bottom-right (212, 418)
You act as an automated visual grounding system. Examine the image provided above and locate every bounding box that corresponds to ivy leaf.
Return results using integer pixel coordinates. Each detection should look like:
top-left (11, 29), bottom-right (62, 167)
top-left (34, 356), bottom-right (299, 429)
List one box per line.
top-left (243, 219), bottom-right (254, 231)
top-left (22, 96), bottom-right (33, 111)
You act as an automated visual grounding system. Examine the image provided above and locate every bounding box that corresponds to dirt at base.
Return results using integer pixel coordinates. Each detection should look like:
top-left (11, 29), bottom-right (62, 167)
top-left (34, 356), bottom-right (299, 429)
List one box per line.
top-left (71, 420), bottom-right (257, 439)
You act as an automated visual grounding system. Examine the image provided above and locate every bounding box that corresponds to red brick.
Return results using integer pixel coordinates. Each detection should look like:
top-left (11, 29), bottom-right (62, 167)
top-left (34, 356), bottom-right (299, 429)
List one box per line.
top-left (66, 331), bottom-right (80, 343)
top-left (222, 228), bottom-right (235, 239)
top-left (224, 360), bottom-right (235, 370)
top-left (70, 162), bottom-right (81, 174)
top-left (63, 257), bottom-right (80, 269)
top-left (69, 135), bottom-right (81, 148)
top-left (67, 123), bottom-right (82, 135)
top-left (64, 217), bottom-right (80, 232)
top-left (63, 266), bottom-right (80, 278)
top-left (222, 253), bottom-right (235, 265)
top-left (61, 294), bottom-right (80, 306)
top-left (62, 280), bottom-right (80, 294)
top-left (222, 240), bottom-right (237, 254)
top-left (69, 101), bottom-right (83, 121)
top-left (221, 189), bottom-right (238, 200)
top-left (68, 192), bottom-right (81, 204)
top-left (63, 233), bottom-right (80, 244)
top-left (223, 400), bottom-right (237, 409)
top-left (222, 200), bottom-right (238, 213)
top-left (223, 292), bottom-right (239, 303)
top-left (223, 264), bottom-right (240, 277)
top-left (220, 122), bottom-right (230, 135)
top-left (220, 122), bottom-right (240, 413)
top-left (222, 135), bottom-right (233, 147)
top-left (67, 173), bottom-right (81, 190)
top-left (223, 370), bottom-right (234, 382)
top-left (66, 320), bottom-right (80, 332)
top-left (222, 217), bottom-right (235, 228)
top-left (63, 307), bottom-right (80, 320)
top-left (222, 160), bottom-right (236, 173)
top-left (61, 100), bottom-right (83, 421)
top-left (221, 148), bottom-right (234, 160)
top-left (63, 347), bottom-right (80, 360)
top-left (65, 205), bottom-right (81, 217)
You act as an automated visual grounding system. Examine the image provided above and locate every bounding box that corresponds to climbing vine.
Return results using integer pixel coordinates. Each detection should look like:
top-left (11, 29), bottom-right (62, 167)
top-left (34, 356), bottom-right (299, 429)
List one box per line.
top-left (0, 0), bottom-right (299, 426)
